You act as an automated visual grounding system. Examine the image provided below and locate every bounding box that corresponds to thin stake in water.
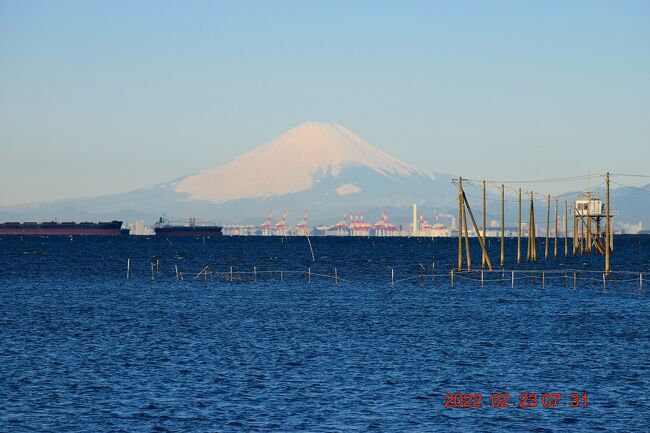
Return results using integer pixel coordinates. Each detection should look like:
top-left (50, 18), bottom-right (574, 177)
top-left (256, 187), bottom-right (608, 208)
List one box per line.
top-left (306, 236), bottom-right (315, 262)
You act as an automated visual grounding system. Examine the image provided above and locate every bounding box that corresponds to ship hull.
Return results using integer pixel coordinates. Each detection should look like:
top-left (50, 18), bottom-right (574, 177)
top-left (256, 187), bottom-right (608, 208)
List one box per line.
top-left (0, 221), bottom-right (123, 236)
top-left (154, 226), bottom-right (223, 236)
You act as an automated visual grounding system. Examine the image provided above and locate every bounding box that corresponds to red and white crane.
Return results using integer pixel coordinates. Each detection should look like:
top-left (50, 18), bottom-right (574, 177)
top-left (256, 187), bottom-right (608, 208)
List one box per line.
top-left (374, 209), bottom-right (396, 236)
top-left (260, 211), bottom-right (273, 236)
top-left (294, 210), bottom-right (310, 236)
top-left (275, 210), bottom-right (288, 236)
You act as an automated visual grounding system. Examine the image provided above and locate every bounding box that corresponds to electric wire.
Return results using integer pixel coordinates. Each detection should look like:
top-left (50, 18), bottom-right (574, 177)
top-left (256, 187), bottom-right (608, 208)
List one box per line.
top-left (611, 180), bottom-right (650, 194)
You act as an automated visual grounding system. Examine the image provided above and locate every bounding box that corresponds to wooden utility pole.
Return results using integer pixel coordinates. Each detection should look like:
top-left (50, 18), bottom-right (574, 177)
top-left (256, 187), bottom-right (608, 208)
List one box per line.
top-left (462, 190), bottom-right (493, 271)
top-left (527, 191), bottom-right (532, 261)
top-left (585, 208), bottom-right (591, 254)
top-left (545, 194), bottom-right (550, 259)
top-left (580, 214), bottom-right (585, 254)
top-left (518, 188), bottom-right (522, 263)
top-left (573, 203), bottom-right (578, 255)
top-left (533, 195), bottom-right (537, 260)
top-left (554, 198), bottom-right (558, 257)
top-left (457, 178), bottom-right (463, 271)
top-left (463, 199), bottom-right (471, 271)
top-left (608, 197), bottom-right (614, 254)
top-left (605, 172), bottom-right (611, 276)
top-left (564, 200), bottom-right (569, 257)
top-left (482, 180), bottom-right (487, 268)
top-left (530, 192), bottom-right (537, 261)
top-left (500, 184), bottom-right (505, 267)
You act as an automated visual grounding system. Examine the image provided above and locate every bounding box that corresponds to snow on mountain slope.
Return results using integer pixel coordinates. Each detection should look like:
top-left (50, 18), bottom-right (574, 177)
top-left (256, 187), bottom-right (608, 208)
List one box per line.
top-left (175, 122), bottom-right (434, 203)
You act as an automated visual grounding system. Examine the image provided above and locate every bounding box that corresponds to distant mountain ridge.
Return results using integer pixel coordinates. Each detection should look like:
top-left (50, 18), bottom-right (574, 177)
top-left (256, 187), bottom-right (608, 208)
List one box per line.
top-left (0, 122), bottom-right (454, 225)
top-left (1, 122), bottom-right (648, 231)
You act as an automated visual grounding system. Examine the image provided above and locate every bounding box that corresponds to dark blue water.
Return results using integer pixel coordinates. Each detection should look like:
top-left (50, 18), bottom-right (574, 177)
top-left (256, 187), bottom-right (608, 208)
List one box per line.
top-left (1, 235), bottom-right (649, 432)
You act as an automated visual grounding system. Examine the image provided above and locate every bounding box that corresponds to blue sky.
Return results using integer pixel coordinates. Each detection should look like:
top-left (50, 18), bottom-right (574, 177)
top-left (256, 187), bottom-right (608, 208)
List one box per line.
top-left (1, 0), bottom-right (648, 204)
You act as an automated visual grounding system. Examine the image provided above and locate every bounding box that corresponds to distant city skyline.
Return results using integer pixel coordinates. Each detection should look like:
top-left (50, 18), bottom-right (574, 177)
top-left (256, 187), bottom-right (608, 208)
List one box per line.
top-left (1, 1), bottom-right (649, 205)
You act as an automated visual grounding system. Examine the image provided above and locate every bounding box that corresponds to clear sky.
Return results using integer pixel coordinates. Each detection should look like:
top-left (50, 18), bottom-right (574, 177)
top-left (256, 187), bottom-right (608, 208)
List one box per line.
top-left (1, 0), bottom-right (648, 205)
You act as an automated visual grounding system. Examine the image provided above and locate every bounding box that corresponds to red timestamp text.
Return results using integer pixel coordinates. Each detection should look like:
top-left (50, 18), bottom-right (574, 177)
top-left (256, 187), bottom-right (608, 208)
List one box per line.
top-left (443, 392), bottom-right (588, 409)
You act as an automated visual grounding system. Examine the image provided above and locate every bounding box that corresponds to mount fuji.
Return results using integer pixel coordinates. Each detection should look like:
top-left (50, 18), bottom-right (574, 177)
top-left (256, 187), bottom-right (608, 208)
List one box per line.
top-left (176, 122), bottom-right (437, 203)
top-left (1, 122), bottom-right (455, 224)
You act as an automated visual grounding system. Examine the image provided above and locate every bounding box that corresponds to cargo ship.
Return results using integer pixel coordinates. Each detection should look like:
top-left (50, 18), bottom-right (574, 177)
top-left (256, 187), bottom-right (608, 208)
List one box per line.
top-left (0, 220), bottom-right (123, 235)
top-left (154, 217), bottom-right (222, 236)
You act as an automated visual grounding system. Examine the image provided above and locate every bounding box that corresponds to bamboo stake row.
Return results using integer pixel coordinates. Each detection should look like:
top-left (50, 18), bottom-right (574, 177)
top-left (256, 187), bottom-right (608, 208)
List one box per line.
top-left (121, 258), bottom-right (644, 293)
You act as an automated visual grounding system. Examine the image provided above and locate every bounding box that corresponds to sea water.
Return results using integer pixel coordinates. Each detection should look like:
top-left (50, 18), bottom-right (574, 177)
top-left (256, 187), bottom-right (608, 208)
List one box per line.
top-left (1, 236), bottom-right (649, 432)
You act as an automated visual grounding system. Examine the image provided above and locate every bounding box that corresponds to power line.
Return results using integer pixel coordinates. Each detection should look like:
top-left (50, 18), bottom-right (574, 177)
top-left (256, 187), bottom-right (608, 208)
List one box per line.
top-left (459, 174), bottom-right (597, 184)
top-left (611, 180), bottom-right (650, 194)
top-left (461, 182), bottom-right (602, 201)
top-left (462, 182), bottom-right (542, 200)
top-left (611, 173), bottom-right (650, 179)
top-left (555, 183), bottom-right (605, 198)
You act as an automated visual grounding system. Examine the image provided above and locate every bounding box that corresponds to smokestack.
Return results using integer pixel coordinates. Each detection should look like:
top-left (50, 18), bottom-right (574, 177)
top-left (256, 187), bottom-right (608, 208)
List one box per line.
top-left (412, 204), bottom-right (418, 236)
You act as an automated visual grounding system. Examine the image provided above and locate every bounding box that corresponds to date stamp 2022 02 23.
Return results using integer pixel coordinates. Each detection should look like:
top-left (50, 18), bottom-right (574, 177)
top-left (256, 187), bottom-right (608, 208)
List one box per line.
top-left (444, 392), bottom-right (589, 409)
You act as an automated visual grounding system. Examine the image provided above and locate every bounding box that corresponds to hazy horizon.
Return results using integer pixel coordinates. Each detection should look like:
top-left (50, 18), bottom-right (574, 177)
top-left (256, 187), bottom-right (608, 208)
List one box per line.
top-left (1, 1), bottom-right (649, 205)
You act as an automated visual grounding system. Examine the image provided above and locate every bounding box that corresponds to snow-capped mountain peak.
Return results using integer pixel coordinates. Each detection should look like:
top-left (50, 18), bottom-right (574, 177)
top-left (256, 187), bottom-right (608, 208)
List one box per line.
top-left (175, 122), bottom-right (433, 203)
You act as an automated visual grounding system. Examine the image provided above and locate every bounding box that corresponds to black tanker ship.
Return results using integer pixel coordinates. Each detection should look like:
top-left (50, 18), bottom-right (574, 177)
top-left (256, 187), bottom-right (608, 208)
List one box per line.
top-left (0, 220), bottom-right (123, 235)
top-left (154, 217), bottom-right (222, 236)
